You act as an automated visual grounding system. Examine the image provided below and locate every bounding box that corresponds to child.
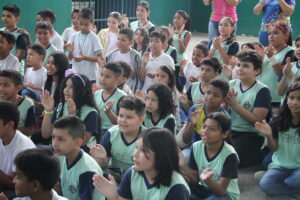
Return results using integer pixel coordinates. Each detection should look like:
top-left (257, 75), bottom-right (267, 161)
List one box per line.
top-left (183, 113), bottom-right (240, 200)
top-left (8, 148), bottom-right (67, 200)
top-left (255, 82), bottom-right (300, 197)
top-left (181, 79), bottom-right (230, 159)
top-left (35, 22), bottom-right (57, 67)
top-left (62, 9), bottom-right (80, 48)
top-left (228, 50), bottom-right (271, 168)
top-left (208, 17), bottom-right (239, 65)
top-left (123, 1), bottom-right (155, 33)
top-left (22, 44), bottom-right (47, 102)
top-left (144, 83), bottom-right (176, 134)
top-left (1, 4), bottom-right (28, 62)
top-left (158, 26), bottom-right (177, 65)
top-left (67, 8), bottom-right (103, 82)
top-left (179, 57), bottom-right (221, 113)
top-left (93, 127), bottom-right (190, 200)
top-left (98, 11), bottom-right (121, 57)
top-left (140, 31), bottom-right (175, 92)
top-left (37, 9), bottom-right (64, 51)
top-left (179, 43), bottom-right (208, 93)
top-left (90, 96), bottom-right (145, 172)
top-left (132, 27), bottom-right (149, 56)
top-left (0, 101), bottom-right (35, 192)
top-left (0, 70), bottom-right (36, 137)
top-left (118, 61), bottom-right (134, 96)
top-left (106, 28), bottom-right (142, 92)
top-left (94, 62), bottom-right (126, 135)
top-left (41, 73), bottom-right (100, 148)
top-left (0, 31), bottom-right (19, 71)
top-left (171, 10), bottom-right (192, 91)
top-left (52, 115), bottom-right (104, 200)
top-left (278, 36), bottom-right (300, 98)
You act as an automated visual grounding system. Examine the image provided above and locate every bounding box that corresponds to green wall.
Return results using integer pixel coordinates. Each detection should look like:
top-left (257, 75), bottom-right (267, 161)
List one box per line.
top-left (0, 0), bottom-right (72, 41)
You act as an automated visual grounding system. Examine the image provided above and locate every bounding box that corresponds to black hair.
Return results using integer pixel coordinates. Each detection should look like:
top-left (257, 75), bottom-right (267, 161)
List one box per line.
top-left (241, 42), bottom-right (255, 50)
top-left (28, 44), bottom-right (46, 57)
top-left (133, 27), bottom-right (149, 55)
top-left (72, 8), bottom-right (80, 16)
top-left (209, 78), bottom-right (229, 97)
top-left (79, 8), bottom-right (94, 22)
top-left (119, 96), bottom-right (146, 116)
top-left (0, 70), bottom-right (22, 86)
top-left (103, 62), bottom-right (123, 77)
top-left (37, 9), bottom-right (56, 24)
top-left (272, 82), bottom-right (300, 136)
top-left (236, 50), bottom-right (262, 71)
top-left (200, 57), bottom-right (222, 73)
top-left (53, 115), bottom-right (85, 139)
top-left (118, 61), bottom-right (131, 79)
top-left (0, 30), bottom-right (16, 45)
top-left (158, 26), bottom-right (172, 45)
top-left (149, 31), bottom-right (166, 44)
top-left (295, 36), bottom-right (300, 44)
top-left (44, 52), bottom-right (69, 107)
top-left (194, 43), bottom-right (209, 57)
top-left (3, 4), bottom-right (20, 17)
top-left (137, 1), bottom-right (150, 12)
top-left (175, 10), bottom-right (191, 31)
top-left (58, 74), bottom-right (98, 119)
top-left (157, 65), bottom-right (176, 90)
top-left (0, 100), bottom-right (19, 129)
top-left (119, 27), bottom-right (134, 41)
top-left (140, 127), bottom-right (179, 187)
top-left (14, 148), bottom-right (60, 191)
top-left (35, 21), bottom-right (53, 33)
top-left (203, 112), bottom-right (231, 133)
top-left (108, 11), bottom-right (121, 22)
top-left (147, 83), bottom-right (174, 118)
top-left (220, 17), bottom-right (235, 45)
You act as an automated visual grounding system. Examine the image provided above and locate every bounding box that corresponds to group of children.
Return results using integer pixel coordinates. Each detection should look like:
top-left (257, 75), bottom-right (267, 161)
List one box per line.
top-left (0, 1), bottom-right (299, 200)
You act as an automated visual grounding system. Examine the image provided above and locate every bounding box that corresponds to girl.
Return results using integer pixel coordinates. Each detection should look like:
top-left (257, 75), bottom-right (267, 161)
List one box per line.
top-left (123, 1), bottom-right (155, 33)
top-left (255, 82), bottom-right (300, 197)
top-left (259, 23), bottom-right (294, 109)
top-left (171, 10), bottom-right (192, 91)
top-left (132, 27), bottom-right (149, 56)
top-left (98, 12), bottom-right (122, 57)
top-left (158, 26), bottom-right (177, 65)
top-left (44, 52), bottom-right (69, 107)
top-left (208, 17), bottom-right (239, 66)
top-left (181, 112), bottom-right (240, 200)
top-left (144, 83), bottom-right (176, 134)
top-left (41, 73), bottom-right (100, 146)
top-left (93, 127), bottom-right (190, 200)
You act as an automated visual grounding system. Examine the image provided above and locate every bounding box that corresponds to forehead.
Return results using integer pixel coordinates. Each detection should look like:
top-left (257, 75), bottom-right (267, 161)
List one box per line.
top-left (206, 85), bottom-right (222, 94)
top-left (0, 76), bottom-right (15, 84)
top-left (237, 60), bottom-right (254, 67)
top-left (118, 33), bottom-right (129, 40)
top-left (288, 90), bottom-right (300, 96)
top-left (79, 18), bottom-right (92, 24)
top-left (2, 10), bottom-right (16, 17)
top-left (36, 28), bottom-right (51, 34)
top-left (119, 107), bottom-right (138, 116)
top-left (200, 64), bottom-right (214, 70)
top-left (0, 34), bottom-right (8, 42)
top-left (149, 37), bottom-right (161, 42)
top-left (53, 128), bottom-right (71, 138)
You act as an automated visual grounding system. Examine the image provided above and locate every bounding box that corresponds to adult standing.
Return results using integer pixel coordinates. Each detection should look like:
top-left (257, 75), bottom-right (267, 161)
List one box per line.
top-left (254, 0), bottom-right (295, 46)
top-left (203, 0), bottom-right (240, 42)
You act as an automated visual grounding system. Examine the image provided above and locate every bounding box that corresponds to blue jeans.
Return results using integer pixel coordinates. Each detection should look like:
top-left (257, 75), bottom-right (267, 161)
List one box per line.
top-left (204, 195), bottom-right (232, 200)
top-left (208, 20), bottom-right (238, 42)
top-left (21, 88), bottom-right (40, 102)
top-left (260, 167), bottom-right (300, 196)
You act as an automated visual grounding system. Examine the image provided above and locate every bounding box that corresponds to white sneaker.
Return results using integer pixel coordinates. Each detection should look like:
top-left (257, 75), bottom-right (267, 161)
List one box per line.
top-left (254, 171), bottom-right (266, 181)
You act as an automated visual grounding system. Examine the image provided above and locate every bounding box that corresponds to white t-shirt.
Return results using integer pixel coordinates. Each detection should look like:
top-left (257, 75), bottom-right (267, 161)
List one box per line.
top-left (13, 190), bottom-right (68, 200)
top-left (0, 130), bottom-right (36, 176)
top-left (0, 53), bottom-right (20, 71)
top-left (50, 30), bottom-right (64, 51)
top-left (61, 26), bottom-right (79, 43)
top-left (68, 31), bottom-right (103, 81)
top-left (24, 67), bottom-right (47, 97)
top-left (183, 62), bottom-right (200, 93)
top-left (105, 32), bottom-right (118, 57)
top-left (110, 50), bottom-right (131, 64)
top-left (142, 53), bottom-right (175, 92)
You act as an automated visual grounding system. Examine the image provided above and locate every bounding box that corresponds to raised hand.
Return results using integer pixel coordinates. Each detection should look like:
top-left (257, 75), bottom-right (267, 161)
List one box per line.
top-left (142, 52), bottom-right (150, 66)
top-left (222, 64), bottom-right (232, 79)
top-left (190, 107), bottom-right (203, 125)
top-left (283, 57), bottom-right (292, 78)
top-left (179, 93), bottom-right (189, 104)
top-left (255, 120), bottom-right (272, 136)
top-left (40, 90), bottom-right (54, 112)
top-left (121, 14), bottom-right (129, 27)
top-left (105, 101), bottom-right (114, 112)
top-left (265, 45), bottom-right (274, 58)
top-left (200, 168), bottom-right (213, 181)
top-left (90, 144), bottom-right (107, 160)
top-left (67, 98), bottom-right (76, 115)
top-left (227, 88), bottom-right (238, 106)
top-left (135, 90), bottom-right (146, 100)
top-left (93, 174), bottom-right (118, 199)
top-left (65, 43), bottom-right (74, 52)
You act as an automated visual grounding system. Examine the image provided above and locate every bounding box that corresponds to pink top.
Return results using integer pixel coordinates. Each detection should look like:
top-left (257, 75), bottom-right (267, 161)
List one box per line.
top-left (210, 0), bottom-right (238, 22)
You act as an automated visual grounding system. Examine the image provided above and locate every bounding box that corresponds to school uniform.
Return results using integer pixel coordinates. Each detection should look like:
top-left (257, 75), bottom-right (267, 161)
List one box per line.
top-left (130, 20), bottom-right (155, 33)
top-left (143, 112), bottom-right (176, 134)
top-left (17, 97), bottom-right (36, 128)
top-left (186, 82), bottom-right (205, 105)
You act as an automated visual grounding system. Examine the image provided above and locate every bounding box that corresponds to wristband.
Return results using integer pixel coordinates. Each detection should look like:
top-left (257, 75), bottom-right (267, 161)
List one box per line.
top-left (269, 55), bottom-right (279, 65)
top-left (44, 110), bottom-right (53, 115)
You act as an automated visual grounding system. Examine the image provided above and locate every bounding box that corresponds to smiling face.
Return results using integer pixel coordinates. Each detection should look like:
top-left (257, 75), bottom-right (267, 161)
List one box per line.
top-left (287, 90), bottom-right (300, 116)
top-left (0, 77), bottom-right (20, 101)
top-left (118, 108), bottom-right (144, 135)
top-left (45, 56), bottom-right (58, 76)
top-left (63, 78), bottom-right (73, 101)
top-left (133, 138), bottom-right (155, 172)
top-left (236, 60), bottom-right (260, 81)
top-left (35, 28), bottom-right (51, 47)
top-left (149, 37), bottom-right (162, 55)
top-left (294, 40), bottom-right (300, 60)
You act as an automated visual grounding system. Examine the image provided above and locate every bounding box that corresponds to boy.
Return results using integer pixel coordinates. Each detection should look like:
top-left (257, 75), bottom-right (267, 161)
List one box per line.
top-left (118, 61), bottom-right (133, 96)
top-left (61, 9), bottom-right (80, 45)
top-left (94, 62), bottom-right (127, 135)
top-left (36, 9), bottom-right (64, 51)
top-left (106, 28), bottom-right (142, 92)
top-left (1, 4), bottom-right (28, 62)
top-left (0, 101), bottom-right (35, 192)
top-left (67, 8), bottom-right (103, 82)
top-left (0, 31), bottom-right (20, 71)
top-left (179, 57), bottom-right (221, 113)
top-left (228, 50), bottom-right (271, 168)
top-left (22, 44), bottom-right (47, 102)
top-left (181, 78), bottom-right (230, 160)
top-left (52, 115), bottom-right (104, 200)
top-left (91, 96), bottom-right (145, 171)
top-left (140, 31), bottom-right (175, 92)
top-left (35, 22), bottom-right (57, 67)
top-left (0, 70), bottom-right (36, 136)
